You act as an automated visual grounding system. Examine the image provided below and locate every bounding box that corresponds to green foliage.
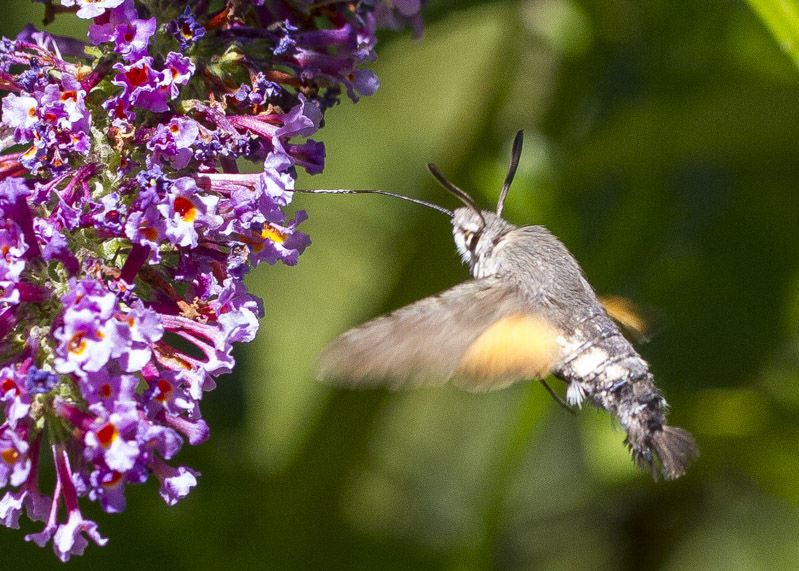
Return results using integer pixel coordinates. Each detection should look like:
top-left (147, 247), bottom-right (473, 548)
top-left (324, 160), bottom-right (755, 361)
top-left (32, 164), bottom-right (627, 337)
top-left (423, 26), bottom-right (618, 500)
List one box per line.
top-left (745, 0), bottom-right (799, 67)
top-left (4, 1), bottom-right (799, 569)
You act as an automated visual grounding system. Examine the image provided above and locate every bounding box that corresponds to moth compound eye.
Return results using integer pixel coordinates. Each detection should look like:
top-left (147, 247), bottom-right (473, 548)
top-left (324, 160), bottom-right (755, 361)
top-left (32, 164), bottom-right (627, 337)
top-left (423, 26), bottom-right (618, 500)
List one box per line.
top-left (464, 230), bottom-right (480, 251)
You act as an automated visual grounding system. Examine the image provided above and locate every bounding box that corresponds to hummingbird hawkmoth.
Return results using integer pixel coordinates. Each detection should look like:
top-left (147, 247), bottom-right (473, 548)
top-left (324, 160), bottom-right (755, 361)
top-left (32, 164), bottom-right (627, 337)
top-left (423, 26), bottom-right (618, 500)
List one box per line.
top-left (303, 131), bottom-right (698, 480)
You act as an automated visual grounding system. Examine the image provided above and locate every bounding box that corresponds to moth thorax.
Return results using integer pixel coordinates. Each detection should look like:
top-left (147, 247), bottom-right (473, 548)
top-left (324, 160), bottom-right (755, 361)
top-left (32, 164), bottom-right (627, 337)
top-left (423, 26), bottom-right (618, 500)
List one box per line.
top-left (466, 227), bottom-right (509, 278)
top-left (471, 246), bottom-right (505, 278)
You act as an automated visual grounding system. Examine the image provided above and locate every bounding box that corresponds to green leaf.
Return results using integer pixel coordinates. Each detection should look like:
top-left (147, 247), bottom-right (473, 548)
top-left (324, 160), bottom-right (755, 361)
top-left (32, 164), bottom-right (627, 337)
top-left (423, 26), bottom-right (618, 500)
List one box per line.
top-left (745, 0), bottom-right (799, 66)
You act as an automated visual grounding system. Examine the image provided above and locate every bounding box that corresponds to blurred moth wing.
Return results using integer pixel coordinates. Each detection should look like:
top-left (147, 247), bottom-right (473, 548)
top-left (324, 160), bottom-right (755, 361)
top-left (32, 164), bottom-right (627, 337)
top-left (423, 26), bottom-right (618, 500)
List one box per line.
top-left (599, 294), bottom-right (658, 344)
top-left (316, 277), bottom-right (561, 392)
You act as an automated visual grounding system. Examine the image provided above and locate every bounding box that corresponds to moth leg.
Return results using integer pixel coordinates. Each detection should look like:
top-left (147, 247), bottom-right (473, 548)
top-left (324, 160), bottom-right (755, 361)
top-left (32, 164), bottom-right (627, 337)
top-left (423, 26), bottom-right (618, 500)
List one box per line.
top-left (566, 381), bottom-right (586, 408)
top-left (540, 380), bottom-right (576, 415)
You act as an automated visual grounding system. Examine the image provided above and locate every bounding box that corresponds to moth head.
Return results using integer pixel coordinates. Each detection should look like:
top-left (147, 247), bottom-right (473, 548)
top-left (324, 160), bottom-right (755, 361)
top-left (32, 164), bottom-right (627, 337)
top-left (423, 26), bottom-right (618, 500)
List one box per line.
top-left (451, 207), bottom-right (485, 265)
top-left (451, 207), bottom-right (513, 267)
top-left (428, 130), bottom-right (525, 271)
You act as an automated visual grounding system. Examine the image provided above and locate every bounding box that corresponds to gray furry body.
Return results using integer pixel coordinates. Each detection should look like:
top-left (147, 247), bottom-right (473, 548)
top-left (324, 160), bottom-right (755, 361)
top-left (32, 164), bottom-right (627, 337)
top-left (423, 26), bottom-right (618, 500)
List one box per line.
top-left (453, 208), bottom-right (697, 478)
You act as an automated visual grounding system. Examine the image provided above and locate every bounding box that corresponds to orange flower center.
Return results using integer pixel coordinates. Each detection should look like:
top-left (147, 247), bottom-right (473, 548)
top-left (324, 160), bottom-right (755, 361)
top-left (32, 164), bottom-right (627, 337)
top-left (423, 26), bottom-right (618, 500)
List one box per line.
top-left (68, 332), bottom-right (88, 355)
top-left (2, 448), bottom-right (19, 465)
top-left (261, 225), bottom-right (286, 244)
top-left (173, 196), bottom-right (197, 222)
top-left (96, 423), bottom-right (118, 447)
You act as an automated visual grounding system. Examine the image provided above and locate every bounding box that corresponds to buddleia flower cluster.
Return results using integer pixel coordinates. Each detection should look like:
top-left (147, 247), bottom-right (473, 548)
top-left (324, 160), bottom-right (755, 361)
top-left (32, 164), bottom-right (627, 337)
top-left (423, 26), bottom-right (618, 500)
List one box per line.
top-left (0, 0), bottom-right (423, 560)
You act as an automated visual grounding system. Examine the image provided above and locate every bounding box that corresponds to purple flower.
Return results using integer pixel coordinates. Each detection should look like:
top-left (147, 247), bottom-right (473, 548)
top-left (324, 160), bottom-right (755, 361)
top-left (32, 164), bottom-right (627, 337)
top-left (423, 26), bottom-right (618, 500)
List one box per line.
top-left (89, 192), bottom-right (127, 233)
top-left (2, 73), bottom-right (92, 172)
top-left (2, 367), bottom-right (31, 425)
top-left (88, 1), bottom-right (146, 47)
top-left (51, 508), bottom-right (108, 561)
top-left (146, 117), bottom-right (199, 169)
top-left (124, 207), bottom-right (166, 255)
top-left (39, 74), bottom-right (91, 134)
top-left (60, 0), bottom-right (125, 20)
top-left (166, 7), bottom-right (206, 52)
top-left (143, 369), bottom-right (196, 417)
top-left (24, 366), bottom-right (57, 395)
top-left (87, 2), bottom-right (157, 63)
top-left (83, 407), bottom-right (141, 473)
top-left (284, 139), bottom-right (326, 175)
top-left (2, 93), bottom-right (38, 137)
top-left (34, 217), bottom-right (78, 272)
top-left (54, 297), bottom-right (129, 376)
top-left (112, 56), bottom-right (168, 112)
top-left (1, 484), bottom-right (50, 528)
top-left (88, 467), bottom-right (127, 513)
top-left (0, 426), bottom-right (31, 488)
top-left (160, 52), bottom-right (195, 98)
top-left (27, 445), bottom-right (107, 561)
top-left (0, 0), bottom-right (426, 559)
top-left (151, 458), bottom-right (198, 506)
top-left (116, 301), bottom-right (163, 371)
top-left (249, 211), bottom-right (311, 267)
top-left (350, 68), bottom-right (380, 98)
top-left (157, 177), bottom-right (222, 248)
top-left (78, 369), bottom-right (138, 412)
top-left (0, 218), bottom-right (28, 282)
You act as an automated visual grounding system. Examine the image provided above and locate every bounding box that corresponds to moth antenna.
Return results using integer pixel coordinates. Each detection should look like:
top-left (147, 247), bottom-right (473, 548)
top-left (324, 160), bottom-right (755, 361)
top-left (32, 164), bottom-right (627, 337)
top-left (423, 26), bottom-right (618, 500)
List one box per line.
top-left (293, 188), bottom-right (453, 217)
top-left (426, 163), bottom-right (486, 227)
top-left (496, 130), bottom-right (524, 217)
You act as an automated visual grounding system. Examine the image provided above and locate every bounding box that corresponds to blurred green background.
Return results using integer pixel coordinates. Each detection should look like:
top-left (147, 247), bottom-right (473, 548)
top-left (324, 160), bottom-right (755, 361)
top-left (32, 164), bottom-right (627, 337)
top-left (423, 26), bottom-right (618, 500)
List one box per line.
top-left (4, 0), bottom-right (799, 569)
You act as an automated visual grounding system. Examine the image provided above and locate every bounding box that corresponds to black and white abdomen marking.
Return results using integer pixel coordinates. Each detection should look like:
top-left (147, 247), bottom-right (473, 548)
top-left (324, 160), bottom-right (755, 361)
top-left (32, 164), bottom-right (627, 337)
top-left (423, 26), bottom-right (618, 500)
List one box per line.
top-left (552, 312), bottom-right (695, 477)
top-left (555, 314), bottom-right (665, 414)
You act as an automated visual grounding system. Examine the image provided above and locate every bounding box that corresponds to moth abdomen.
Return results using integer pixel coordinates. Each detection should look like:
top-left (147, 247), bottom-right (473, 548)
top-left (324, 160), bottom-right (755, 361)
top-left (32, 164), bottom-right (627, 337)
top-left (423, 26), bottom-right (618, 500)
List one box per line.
top-left (555, 325), bottom-right (698, 479)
